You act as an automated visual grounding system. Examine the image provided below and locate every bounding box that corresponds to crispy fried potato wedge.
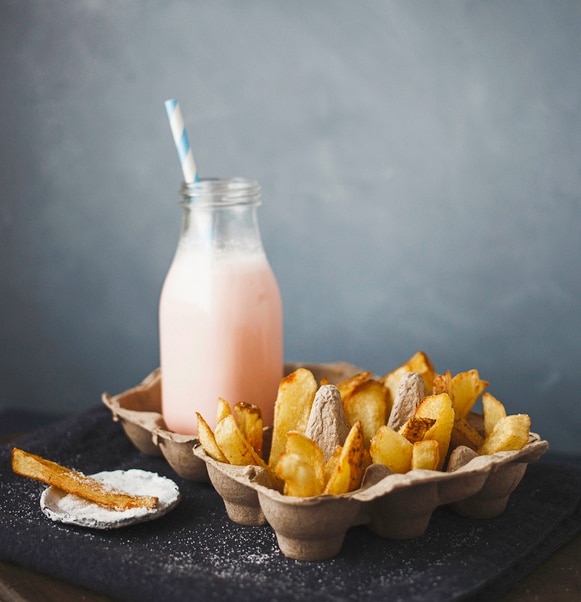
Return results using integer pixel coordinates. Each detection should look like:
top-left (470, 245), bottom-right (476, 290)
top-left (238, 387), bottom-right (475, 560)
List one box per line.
top-left (214, 414), bottom-right (267, 468)
top-left (196, 412), bottom-right (228, 463)
top-left (324, 422), bottom-right (367, 495)
top-left (268, 368), bottom-right (318, 468)
top-left (482, 392), bottom-right (507, 438)
top-left (323, 446), bottom-right (342, 485)
top-left (450, 413), bottom-right (484, 451)
top-left (216, 397), bottom-right (232, 424)
top-left (415, 393), bottom-right (455, 470)
top-left (234, 402), bottom-right (263, 457)
top-left (276, 453), bottom-right (323, 497)
top-left (398, 416), bottom-right (436, 443)
top-left (412, 439), bottom-right (440, 471)
top-left (370, 425), bottom-right (413, 474)
top-left (381, 351), bottom-right (435, 400)
top-left (281, 431), bottom-right (325, 494)
top-left (343, 379), bottom-right (391, 447)
top-left (432, 370), bottom-right (453, 400)
top-left (451, 370), bottom-right (489, 418)
top-left (478, 414), bottom-right (530, 455)
top-left (11, 448), bottom-right (158, 510)
top-left (336, 371), bottom-right (373, 401)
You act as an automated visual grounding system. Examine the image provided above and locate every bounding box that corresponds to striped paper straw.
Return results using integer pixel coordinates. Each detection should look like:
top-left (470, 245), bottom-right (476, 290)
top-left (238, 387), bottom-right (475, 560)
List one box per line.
top-left (164, 99), bottom-right (198, 183)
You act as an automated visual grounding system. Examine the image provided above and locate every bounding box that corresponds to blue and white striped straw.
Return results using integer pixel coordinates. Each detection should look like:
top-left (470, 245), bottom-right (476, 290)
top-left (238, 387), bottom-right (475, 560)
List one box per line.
top-left (164, 98), bottom-right (199, 183)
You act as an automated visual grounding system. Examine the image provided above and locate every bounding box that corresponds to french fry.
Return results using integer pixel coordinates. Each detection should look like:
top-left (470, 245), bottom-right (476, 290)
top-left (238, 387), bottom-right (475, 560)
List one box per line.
top-left (398, 416), bottom-right (436, 443)
top-left (11, 448), bottom-right (158, 511)
top-left (276, 453), bottom-right (322, 497)
top-left (450, 413), bottom-right (484, 451)
top-left (432, 370), bottom-right (453, 400)
top-left (411, 439), bottom-right (440, 471)
top-left (216, 397), bottom-right (232, 424)
top-left (214, 414), bottom-right (267, 468)
top-left (234, 402), bottom-right (263, 457)
top-left (342, 379), bottom-right (391, 447)
top-left (482, 392), bottom-right (507, 438)
top-left (369, 425), bottom-right (413, 474)
top-left (336, 371), bottom-right (373, 401)
top-left (414, 393), bottom-right (455, 470)
top-left (451, 370), bottom-right (489, 418)
top-left (478, 414), bottom-right (530, 455)
top-left (268, 368), bottom-right (318, 469)
top-left (196, 412), bottom-right (228, 462)
top-left (324, 422), bottom-right (367, 495)
top-left (323, 446), bottom-right (342, 485)
top-left (279, 432), bottom-right (325, 496)
top-left (381, 351), bottom-right (435, 400)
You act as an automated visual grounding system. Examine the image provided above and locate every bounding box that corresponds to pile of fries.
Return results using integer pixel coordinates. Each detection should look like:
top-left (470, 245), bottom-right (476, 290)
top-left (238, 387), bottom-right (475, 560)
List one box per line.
top-left (197, 351), bottom-right (532, 498)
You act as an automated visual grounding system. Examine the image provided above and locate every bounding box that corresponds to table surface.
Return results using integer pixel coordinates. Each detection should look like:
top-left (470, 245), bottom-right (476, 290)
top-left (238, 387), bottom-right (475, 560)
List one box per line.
top-left (1, 427), bottom-right (580, 602)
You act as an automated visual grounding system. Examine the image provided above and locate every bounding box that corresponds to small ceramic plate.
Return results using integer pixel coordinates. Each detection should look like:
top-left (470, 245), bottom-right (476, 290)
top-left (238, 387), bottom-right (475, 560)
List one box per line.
top-left (40, 469), bottom-right (180, 529)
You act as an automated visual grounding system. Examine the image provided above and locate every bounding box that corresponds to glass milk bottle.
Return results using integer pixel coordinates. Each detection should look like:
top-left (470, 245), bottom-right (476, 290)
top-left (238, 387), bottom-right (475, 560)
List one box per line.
top-left (159, 178), bottom-right (283, 435)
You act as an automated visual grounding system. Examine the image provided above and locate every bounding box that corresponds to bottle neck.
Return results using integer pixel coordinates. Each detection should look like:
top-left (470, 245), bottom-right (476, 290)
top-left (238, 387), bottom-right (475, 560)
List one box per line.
top-left (178, 178), bottom-right (265, 256)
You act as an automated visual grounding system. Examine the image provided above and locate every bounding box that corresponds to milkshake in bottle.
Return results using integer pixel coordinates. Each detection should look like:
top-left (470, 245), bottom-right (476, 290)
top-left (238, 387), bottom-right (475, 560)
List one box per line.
top-left (159, 178), bottom-right (283, 435)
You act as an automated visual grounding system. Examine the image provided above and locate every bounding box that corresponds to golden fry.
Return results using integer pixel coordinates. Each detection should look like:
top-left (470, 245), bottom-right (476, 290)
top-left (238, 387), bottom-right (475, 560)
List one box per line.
top-left (478, 414), bottom-right (530, 455)
top-left (398, 416), bottom-right (436, 443)
top-left (451, 370), bottom-right (489, 418)
top-left (214, 415), bottom-right (267, 468)
top-left (411, 439), bottom-right (440, 471)
top-left (343, 379), bottom-right (391, 447)
top-left (370, 425), bottom-right (413, 474)
top-left (234, 402), bottom-right (263, 457)
top-left (268, 368), bottom-right (318, 469)
top-left (196, 412), bottom-right (228, 462)
top-left (450, 414), bottom-right (484, 451)
top-left (414, 393), bottom-right (455, 470)
top-left (276, 453), bottom-right (323, 497)
top-left (11, 448), bottom-right (158, 511)
top-left (482, 392), bottom-right (507, 438)
top-left (381, 351), bottom-right (436, 399)
top-left (324, 422), bottom-right (367, 495)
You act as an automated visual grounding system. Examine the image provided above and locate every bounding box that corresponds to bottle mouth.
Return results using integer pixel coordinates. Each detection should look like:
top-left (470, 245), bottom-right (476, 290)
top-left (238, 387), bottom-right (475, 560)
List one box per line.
top-left (180, 177), bottom-right (261, 207)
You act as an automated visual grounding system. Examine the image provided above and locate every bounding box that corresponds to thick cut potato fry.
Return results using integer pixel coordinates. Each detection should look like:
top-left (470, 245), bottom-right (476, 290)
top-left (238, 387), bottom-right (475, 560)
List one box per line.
top-left (196, 412), bottom-right (228, 462)
top-left (11, 448), bottom-right (158, 510)
top-left (450, 414), bottom-right (484, 451)
top-left (216, 397), bottom-right (232, 424)
top-left (398, 416), bottom-right (436, 443)
top-left (451, 370), bottom-right (489, 418)
top-left (415, 393), bottom-right (455, 470)
top-left (268, 368), bottom-right (318, 468)
top-left (336, 371), bottom-right (372, 401)
top-left (478, 414), bottom-right (530, 455)
top-left (412, 439), bottom-right (440, 471)
top-left (276, 453), bottom-right (323, 497)
top-left (343, 379), bottom-right (391, 447)
top-left (432, 370), bottom-right (453, 400)
top-left (283, 431), bottom-right (325, 492)
top-left (234, 402), bottom-right (263, 457)
top-left (324, 422), bottom-right (367, 495)
top-left (381, 351), bottom-right (435, 400)
top-left (370, 425), bottom-right (413, 474)
top-left (323, 446), bottom-right (341, 485)
top-left (482, 392), bottom-right (507, 438)
top-left (214, 414), bottom-right (267, 468)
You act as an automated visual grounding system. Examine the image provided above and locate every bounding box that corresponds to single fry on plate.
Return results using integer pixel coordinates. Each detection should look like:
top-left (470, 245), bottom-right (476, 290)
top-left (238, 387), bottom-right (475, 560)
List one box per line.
top-left (11, 448), bottom-right (158, 511)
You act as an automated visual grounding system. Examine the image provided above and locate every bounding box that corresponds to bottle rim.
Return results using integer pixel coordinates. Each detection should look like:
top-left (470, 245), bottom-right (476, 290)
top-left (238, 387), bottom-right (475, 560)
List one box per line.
top-left (180, 177), bottom-right (261, 207)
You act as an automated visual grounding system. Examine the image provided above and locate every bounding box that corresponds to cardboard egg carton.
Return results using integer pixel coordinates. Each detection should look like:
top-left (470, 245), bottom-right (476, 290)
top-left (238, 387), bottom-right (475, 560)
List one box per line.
top-left (103, 363), bottom-right (548, 561)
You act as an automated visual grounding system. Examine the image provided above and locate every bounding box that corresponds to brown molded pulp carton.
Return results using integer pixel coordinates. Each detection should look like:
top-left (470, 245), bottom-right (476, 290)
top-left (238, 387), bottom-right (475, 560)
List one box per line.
top-left (103, 363), bottom-right (548, 561)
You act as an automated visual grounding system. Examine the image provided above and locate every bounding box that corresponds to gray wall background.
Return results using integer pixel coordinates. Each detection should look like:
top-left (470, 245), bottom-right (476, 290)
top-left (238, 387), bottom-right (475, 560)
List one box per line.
top-left (1, 1), bottom-right (579, 452)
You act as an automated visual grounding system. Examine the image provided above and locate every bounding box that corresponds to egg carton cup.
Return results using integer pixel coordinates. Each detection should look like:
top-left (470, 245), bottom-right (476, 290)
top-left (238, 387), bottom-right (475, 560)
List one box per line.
top-left (101, 362), bottom-right (363, 483)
